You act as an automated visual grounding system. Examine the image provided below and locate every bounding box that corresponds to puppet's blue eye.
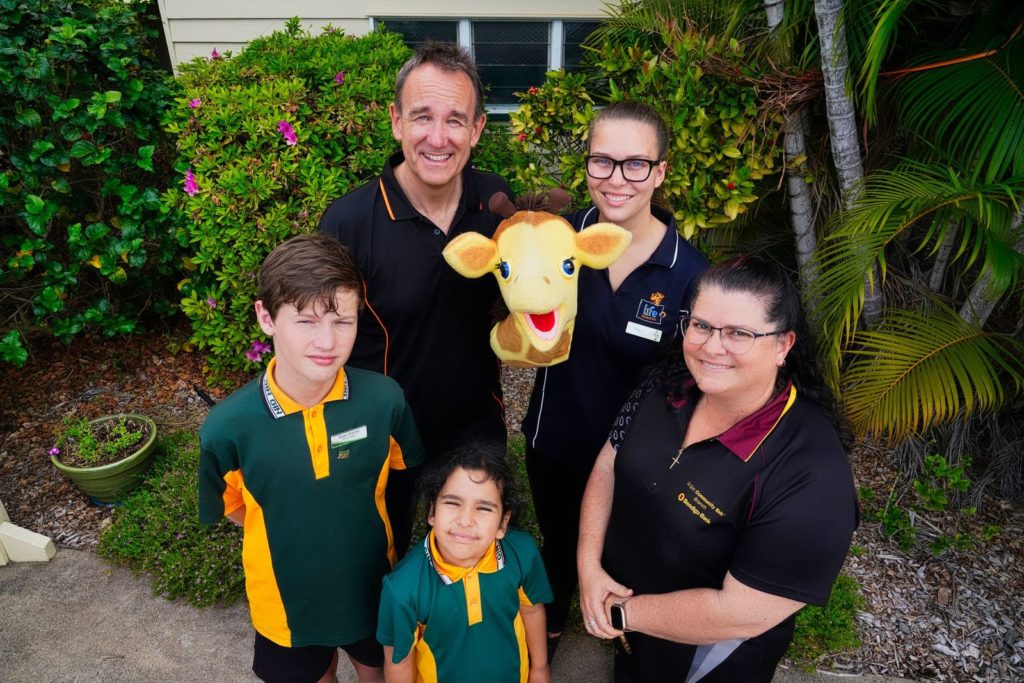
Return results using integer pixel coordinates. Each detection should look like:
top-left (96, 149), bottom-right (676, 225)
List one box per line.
top-left (561, 258), bottom-right (576, 276)
top-left (498, 261), bottom-right (511, 279)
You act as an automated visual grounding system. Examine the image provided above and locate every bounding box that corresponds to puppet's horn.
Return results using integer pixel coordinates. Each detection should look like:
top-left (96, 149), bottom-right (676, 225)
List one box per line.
top-left (546, 188), bottom-right (572, 215)
top-left (488, 192), bottom-right (517, 219)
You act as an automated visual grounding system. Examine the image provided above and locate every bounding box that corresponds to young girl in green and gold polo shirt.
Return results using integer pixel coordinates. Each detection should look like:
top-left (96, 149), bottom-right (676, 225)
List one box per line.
top-left (377, 442), bottom-right (552, 683)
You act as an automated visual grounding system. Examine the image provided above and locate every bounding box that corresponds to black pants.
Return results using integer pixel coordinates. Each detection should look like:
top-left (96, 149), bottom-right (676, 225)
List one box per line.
top-left (524, 443), bottom-right (593, 634)
top-left (384, 466), bottom-right (420, 561)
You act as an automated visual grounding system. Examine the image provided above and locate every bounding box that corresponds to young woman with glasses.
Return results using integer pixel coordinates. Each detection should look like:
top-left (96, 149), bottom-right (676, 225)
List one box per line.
top-left (577, 256), bottom-right (858, 681)
top-left (521, 101), bottom-right (708, 661)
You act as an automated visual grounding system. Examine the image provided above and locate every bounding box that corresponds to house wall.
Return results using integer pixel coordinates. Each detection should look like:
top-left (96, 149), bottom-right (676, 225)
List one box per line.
top-left (157, 0), bottom-right (606, 69)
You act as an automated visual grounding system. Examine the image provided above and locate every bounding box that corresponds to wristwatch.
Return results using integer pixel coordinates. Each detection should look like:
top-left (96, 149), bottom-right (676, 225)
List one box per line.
top-left (609, 597), bottom-right (632, 632)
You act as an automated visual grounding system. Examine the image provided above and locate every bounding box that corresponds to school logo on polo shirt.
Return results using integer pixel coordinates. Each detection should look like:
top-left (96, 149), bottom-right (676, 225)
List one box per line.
top-left (635, 291), bottom-right (667, 324)
top-left (331, 425), bottom-right (367, 459)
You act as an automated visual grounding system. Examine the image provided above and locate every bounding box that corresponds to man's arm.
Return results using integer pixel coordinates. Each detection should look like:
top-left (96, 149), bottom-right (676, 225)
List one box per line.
top-left (382, 645), bottom-right (415, 683)
top-left (519, 602), bottom-right (549, 683)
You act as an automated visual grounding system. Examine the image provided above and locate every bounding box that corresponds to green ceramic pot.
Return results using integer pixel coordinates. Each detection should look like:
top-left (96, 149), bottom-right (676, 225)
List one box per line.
top-left (50, 414), bottom-right (158, 504)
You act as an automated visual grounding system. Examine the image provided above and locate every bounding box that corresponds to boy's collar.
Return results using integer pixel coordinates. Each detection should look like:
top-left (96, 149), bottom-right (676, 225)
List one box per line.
top-left (424, 529), bottom-right (504, 585)
top-left (260, 357), bottom-right (349, 419)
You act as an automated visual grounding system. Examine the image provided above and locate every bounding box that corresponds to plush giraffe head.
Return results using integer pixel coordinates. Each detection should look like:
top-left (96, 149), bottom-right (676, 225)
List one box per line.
top-left (443, 190), bottom-right (631, 368)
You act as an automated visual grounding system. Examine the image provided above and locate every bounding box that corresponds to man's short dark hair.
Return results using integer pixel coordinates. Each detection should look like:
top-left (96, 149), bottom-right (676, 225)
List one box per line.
top-left (394, 41), bottom-right (485, 119)
top-left (420, 440), bottom-right (519, 522)
top-left (258, 233), bottom-right (363, 319)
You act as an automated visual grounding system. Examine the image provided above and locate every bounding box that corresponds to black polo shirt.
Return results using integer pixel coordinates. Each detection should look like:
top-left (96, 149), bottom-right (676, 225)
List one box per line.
top-left (318, 152), bottom-right (510, 456)
top-left (522, 204), bottom-right (707, 469)
top-left (604, 377), bottom-right (858, 681)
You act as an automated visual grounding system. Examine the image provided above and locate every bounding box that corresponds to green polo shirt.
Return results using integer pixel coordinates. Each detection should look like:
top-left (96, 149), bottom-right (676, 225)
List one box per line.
top-left (199, 359), bottom-right (424, 647)
top-left (378, 528), bottom-right (552, 683)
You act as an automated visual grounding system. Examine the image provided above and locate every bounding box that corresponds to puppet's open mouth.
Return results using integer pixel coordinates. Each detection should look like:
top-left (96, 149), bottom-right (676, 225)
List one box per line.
top-left (525, 310), bottom-right (559, 341)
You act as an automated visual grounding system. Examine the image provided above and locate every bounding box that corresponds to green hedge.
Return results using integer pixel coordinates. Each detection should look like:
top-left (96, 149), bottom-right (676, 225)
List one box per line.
top-left (0, 0), bottom-right (178, 366)
top-left (511, 28), bottom-right (782, 238)
top-left (98, 432), bottom-right (245, 607)
top-left (168, 19), bottom-right (520, 379)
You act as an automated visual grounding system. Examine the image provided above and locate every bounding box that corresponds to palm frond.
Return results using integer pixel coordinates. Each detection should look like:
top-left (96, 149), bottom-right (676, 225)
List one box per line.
top-left (591, 0), bottom-right (761, 47)
top-left (841, 306), bottom-right (1024, 442)
top-left (810, 161), bottom-right (1020, 365)
top-left (896, 39), bottom-right (1024, 182)
top-left (857, 0), bottom-right (914, 124)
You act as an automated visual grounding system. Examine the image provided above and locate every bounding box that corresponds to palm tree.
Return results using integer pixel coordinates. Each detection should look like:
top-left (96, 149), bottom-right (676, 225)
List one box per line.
top-left (809, 2), bottom-right (1024, 483)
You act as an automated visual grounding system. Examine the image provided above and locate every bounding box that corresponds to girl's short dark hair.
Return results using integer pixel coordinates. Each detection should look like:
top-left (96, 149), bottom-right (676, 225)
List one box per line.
top-left (420, 440), bottom-right (520, 523)
top-left (257, 233), bottom-right (363, 319)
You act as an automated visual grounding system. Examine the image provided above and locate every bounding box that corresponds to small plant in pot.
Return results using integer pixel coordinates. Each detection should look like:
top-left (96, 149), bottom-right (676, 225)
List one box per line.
top-left (50, 414), bottom-right (159, 504)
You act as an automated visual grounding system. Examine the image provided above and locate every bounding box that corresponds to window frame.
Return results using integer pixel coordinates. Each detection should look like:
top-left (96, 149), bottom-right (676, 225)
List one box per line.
top-left (370, 17), bottom-right (598, 115)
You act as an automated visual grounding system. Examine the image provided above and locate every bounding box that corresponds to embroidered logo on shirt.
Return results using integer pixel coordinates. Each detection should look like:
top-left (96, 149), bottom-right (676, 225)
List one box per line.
top-left (636, 292), bottom-right (667, 324)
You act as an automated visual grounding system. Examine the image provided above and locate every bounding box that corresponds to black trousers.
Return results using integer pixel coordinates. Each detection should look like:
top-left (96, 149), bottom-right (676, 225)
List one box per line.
top-left (524, 443), bottom-right (594, 634)
top-left (384, 466), bottom-right (421, 560)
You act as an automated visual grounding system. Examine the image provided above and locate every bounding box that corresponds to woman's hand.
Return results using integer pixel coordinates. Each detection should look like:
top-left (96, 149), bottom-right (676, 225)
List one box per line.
top-left (579, 561), bottom-right (632, 640)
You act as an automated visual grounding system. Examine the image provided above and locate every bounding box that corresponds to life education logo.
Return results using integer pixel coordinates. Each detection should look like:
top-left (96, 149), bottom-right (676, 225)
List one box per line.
top-left (635, 291), bottom-right (667, 325)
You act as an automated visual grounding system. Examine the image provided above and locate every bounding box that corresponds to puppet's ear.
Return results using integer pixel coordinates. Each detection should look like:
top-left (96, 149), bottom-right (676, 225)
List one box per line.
top-left (545, 188), bottom-right (572, 214)
top-left (576, 222), bottom-right (632, 269)
top-left (443, 232), bottom-right (500, 279)
top-left (488, 192), bottom-right (517, 218)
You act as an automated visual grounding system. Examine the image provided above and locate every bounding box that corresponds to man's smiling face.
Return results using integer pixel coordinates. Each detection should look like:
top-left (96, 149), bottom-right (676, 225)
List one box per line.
top-left (389, 63), bottom-right (485, 193)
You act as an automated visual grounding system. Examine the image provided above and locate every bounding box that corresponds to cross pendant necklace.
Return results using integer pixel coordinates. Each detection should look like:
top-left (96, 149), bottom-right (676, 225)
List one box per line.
top-left (669, 445), bottom-right (684, 469)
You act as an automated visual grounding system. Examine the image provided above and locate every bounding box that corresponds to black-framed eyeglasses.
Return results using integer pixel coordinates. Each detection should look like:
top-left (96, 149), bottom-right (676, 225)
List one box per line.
top-left (679, 317), bottom-right (787, 355)
top-left (585, 155), bottom-right (661, 182)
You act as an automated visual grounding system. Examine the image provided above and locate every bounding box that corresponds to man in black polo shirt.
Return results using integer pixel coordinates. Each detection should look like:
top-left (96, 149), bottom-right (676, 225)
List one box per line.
top-left (318, 42), bottom-right (508, 556)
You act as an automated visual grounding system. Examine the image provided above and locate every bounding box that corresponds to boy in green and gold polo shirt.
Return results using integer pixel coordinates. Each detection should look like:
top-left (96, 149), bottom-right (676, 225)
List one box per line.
top-left (377, 442), bottom-right (552, 683)
top-left (199, 234), bottom-right (424, 683)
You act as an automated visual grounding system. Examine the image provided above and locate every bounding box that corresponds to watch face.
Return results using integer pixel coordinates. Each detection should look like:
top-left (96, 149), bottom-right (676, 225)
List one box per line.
top-left (610, 604), bottom-right (625, 630)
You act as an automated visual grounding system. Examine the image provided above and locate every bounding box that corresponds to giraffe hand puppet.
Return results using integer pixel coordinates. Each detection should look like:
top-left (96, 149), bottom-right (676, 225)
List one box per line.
top-left (443, 189), bottom-right (631, 368)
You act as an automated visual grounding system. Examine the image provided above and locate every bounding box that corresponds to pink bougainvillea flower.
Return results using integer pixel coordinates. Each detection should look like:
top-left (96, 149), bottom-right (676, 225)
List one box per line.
top-left (245, 348), bottom-right (261, 363)
top-left (48, 447), bottom-right (60, 456)
top-left (206, 297), bottom-right (217, 309)
top-left (184, 169), bottom-right (199, 197)
top-left (251, 340), bottom-right (271, 355)
top-left (277, 120), bottom-right (298, 146)
top-left (189, 98), bottom-right (202, 109)
top-left (334, 71), bottom-right (345, 85)
top-left (211, 48), bottom-right (220, 59)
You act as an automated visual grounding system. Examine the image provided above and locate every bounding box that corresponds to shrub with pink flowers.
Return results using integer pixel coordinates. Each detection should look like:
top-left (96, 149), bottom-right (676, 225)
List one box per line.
top-left (167, 18), bottom-right (520, 379)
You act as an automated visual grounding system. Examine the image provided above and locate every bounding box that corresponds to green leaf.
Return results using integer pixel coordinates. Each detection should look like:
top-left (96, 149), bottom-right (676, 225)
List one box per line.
top-left (69, 140), bottom-right (95, 158)
top-left (0, 330), bottom-right (29, 367)
top-left (103, 90), bottom-right (122, 104)
top-left (29, 140), bottom-right (55, 161)
top-left (16, 108), bottom-right (41, 127)
top-left (25, 195), bottom-right (45, 214)
top-left (841, 306), bottom-right (1024, 441)
top-left (52, 98), bottom-right (81, 120)
top-left (136, 145), bottom-right (155, 171)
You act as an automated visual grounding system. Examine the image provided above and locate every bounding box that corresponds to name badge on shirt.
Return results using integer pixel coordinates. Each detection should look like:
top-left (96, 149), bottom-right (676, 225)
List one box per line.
top-left (331, 425), bottom-right (368, 448)
top-left (625, 321), bottom-right (662, 342)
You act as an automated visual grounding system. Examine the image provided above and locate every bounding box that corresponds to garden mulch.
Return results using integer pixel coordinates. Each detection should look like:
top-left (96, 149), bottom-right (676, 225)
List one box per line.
top-left (1, 326), bottom-right (1021, 681)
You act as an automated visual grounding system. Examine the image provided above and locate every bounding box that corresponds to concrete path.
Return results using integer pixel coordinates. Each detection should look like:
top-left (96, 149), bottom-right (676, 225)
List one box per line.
top-left (0, 549), bottom-right (909, 682)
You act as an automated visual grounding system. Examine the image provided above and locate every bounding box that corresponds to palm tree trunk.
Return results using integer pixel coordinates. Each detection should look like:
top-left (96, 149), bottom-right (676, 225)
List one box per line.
top-left (765, 0), bottom-right (818, 292)
top-left (814, 0), bottom-right (884, 325)
top-left (960, 207), bottom-right (1024, 326)
top-left (928, 220), bottom-right (957, 292)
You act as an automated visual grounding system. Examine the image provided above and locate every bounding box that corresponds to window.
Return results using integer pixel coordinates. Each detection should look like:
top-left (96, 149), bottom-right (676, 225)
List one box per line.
top-left (373, 18), bottom-right (600, 113)
top-left (375, 20), bottom-right (458, 48)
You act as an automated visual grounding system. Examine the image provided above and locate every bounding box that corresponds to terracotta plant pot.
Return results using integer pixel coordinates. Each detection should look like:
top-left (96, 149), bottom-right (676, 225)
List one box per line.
top-left (50, 414), bottom-right (158, 504)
